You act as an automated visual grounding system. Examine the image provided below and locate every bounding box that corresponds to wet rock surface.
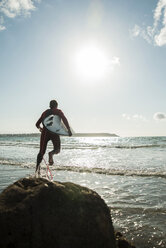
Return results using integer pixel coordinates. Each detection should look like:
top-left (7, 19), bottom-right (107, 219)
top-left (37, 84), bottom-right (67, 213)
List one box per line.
top-left (0, 177), bottom-right (116, 248)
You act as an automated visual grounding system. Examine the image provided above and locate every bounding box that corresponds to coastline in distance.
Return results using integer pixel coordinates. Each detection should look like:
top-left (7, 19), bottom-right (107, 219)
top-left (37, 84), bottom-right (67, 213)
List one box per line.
top-left (73, 133), bottom-right (118, 137)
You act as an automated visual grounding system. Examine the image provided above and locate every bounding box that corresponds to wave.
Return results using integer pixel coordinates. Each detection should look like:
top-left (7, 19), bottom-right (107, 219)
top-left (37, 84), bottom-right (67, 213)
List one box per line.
top-left (0, 159), bottom-right (32, 167)
top-left (110, 206), bottom-right (166, 214)
top-left (1, 135), bottom-right (166, 151)
top-left (112, 144), bottom-right (166, 149)
top-left (54, 166), bottom-right (166, 178)
top-left (99, 144), bottom-right (166, 149)
top-left (0, 133), bottom-right (39, 137)
top-left (1, 141), bottom-right (166, 150)
top-left (1, 160), bottom-right (165, 178)
top-left (0, 142), bottom-right (40, 148)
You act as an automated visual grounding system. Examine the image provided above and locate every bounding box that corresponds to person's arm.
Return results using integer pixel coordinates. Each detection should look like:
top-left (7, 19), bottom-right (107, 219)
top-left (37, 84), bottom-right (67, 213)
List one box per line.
top-left (36, 113), bottom-right (45, 132)
top-left (58, 110), bottom-right (72, 136)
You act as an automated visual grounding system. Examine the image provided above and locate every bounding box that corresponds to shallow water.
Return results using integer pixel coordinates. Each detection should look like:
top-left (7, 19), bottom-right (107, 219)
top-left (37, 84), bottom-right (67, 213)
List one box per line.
top-left (0, 134), bottom-right (166, 248)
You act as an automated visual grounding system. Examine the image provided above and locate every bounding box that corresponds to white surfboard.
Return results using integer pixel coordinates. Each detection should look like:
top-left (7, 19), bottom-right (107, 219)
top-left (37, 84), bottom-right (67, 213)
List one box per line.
top-left (43, 115), bottom-right (69, 136)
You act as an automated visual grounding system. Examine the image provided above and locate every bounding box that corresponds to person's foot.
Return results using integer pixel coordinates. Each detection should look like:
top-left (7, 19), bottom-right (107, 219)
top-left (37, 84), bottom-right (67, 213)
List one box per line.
top-left (48, 152), bottom-right (54, 165)
top-left (35, 165), bottom-right (41, 177)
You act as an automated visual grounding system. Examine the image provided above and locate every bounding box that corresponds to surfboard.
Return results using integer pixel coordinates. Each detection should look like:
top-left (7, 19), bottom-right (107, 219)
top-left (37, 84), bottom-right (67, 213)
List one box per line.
top-left (43, 114), bottom-right (69, 136)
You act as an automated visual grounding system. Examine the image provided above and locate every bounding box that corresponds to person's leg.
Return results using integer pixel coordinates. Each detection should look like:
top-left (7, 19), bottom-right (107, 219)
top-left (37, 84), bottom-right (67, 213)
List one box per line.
top-left (48, 134), bottom-right (61, 165)
top-left (36, 130), bottom-right (49, 174)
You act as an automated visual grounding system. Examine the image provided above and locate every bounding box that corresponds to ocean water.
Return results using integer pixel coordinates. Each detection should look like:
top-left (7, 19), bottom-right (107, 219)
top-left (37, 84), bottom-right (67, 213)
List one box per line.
top-left (0, 134), bottom-right (166, 248)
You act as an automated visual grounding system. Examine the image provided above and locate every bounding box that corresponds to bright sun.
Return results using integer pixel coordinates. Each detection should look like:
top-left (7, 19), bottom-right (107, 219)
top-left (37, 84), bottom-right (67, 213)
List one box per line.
top-left (74, 45), bottom-right (109, 81)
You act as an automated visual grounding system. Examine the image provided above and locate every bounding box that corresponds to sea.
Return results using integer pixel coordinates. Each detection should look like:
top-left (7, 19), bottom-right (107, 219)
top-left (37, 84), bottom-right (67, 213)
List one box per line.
top-left (0, 134), bottom-right (166, 248)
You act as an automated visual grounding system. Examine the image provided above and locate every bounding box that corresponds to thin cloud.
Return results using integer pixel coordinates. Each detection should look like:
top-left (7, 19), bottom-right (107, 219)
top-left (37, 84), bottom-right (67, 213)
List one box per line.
top-left (111, 56), bottom-right (120, 65)
top-left (122, 113), bottom-right (147, 122)
top-left (108, 56), bottom-right (120, 72)
top-left (131, 0), bottom-right (166, 46)
top-left (131, 24), bottom-right (151, 44)
top-left (0, 0), bottom-right (41, 30)
top-left (0, 25), bottom-right (5, 31)
top-left (153, 112), bottom-right (166, 120)
top-left (0, 16), bottom-right (6, 30)
top-left (122, 113), bottom-right (131, 120)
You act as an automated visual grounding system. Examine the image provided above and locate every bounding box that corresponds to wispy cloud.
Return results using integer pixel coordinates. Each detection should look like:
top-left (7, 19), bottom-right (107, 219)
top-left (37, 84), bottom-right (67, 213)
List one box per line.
top-left (111, 56), bottom-right (120, 65)
top-left (0, 16), bottom-right (6, 31)
top-left (122, 113), bottom-right (147, 122)
top-left (0, 0), bottom-right (41, 31)
top-left (109, 56), bottom-right (120, 72)
top-left (153, 112), bottom-right (166, 120)
top-left (131, 0), bottom-right (166, 46)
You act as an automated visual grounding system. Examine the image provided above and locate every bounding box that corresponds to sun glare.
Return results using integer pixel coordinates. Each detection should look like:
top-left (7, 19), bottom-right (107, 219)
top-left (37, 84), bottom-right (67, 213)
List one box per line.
top-left (74, 45), bottom-right (109, 81)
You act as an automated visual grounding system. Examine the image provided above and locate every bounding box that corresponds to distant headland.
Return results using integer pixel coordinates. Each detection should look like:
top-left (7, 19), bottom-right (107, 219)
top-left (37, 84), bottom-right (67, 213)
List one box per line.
top-left (0, 133), bottom-right (119, 137)
top-left (73, 133), bottom-right (118, 137)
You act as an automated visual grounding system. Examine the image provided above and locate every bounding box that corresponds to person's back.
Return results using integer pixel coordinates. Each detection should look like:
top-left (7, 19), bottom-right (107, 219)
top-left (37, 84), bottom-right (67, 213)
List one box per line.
top-left (35, 100), bottom-right (72, 175)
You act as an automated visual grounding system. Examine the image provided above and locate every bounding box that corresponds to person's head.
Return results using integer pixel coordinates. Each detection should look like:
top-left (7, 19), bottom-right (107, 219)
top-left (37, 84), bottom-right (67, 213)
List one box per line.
top-left (49, 100), bottom-right (58, 109)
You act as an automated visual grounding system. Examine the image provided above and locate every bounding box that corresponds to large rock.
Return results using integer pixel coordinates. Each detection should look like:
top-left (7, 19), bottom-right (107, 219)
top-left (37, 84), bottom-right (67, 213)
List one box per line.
top-left (0, 177), bottom-right (116, 248)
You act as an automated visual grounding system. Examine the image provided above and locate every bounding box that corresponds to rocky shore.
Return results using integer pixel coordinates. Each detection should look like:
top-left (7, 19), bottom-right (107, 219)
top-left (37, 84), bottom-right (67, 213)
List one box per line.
top-left (0, 177), bottom-right (135, 248)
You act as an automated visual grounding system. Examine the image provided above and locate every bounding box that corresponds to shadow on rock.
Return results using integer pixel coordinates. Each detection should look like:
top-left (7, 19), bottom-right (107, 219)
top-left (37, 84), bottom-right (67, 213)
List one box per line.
top-left (0, 177), bottom-right (116, 248)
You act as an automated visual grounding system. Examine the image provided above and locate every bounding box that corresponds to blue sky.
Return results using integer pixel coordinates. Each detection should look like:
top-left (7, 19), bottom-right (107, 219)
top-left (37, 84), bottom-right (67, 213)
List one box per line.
top-left (0, 0), bottom-right (166, 136)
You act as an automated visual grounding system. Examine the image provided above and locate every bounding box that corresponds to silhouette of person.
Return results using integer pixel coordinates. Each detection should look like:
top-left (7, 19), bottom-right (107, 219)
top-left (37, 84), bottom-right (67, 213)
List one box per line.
top-left (35, 100), bottom-right (72, 175)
